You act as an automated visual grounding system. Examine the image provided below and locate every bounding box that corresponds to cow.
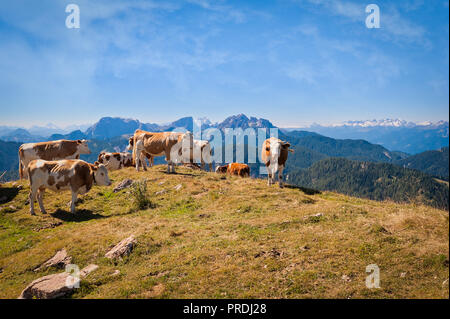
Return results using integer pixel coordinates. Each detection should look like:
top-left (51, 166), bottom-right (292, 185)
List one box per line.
top-left (215, 163), bottom-right (250, 177)
top-left (18, 139), bottom-right (91, 179)
top-left (130, 129), bottom-right (193, 173)
top-left (261, 137), bottom-right (293, 187)
top-left (27, 159), bottom-right (111, 215)
top-left (126, 136), bottom-right (154, 169)
top-left (95, 152), bottom-right (133, 171)
top-left (127, 134), bottom-right (213, 172)
top-left (189, 139), bottom-right (213, 172)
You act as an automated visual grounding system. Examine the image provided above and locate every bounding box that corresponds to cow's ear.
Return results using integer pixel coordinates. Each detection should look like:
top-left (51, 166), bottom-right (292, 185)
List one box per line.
top-left (94, 161), bottom-right (100, 166)
top-left (283, 142), bottom-right (291, 148)
top-left (77, 139), bottom-right (82, 144)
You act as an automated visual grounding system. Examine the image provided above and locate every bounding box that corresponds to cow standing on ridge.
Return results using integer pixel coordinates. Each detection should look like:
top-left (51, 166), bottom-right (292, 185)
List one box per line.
top-left (27, 159), bottom-right (111, 215)
top-left (130, 129), bottom-right (193, 173)
top-left (261, 137), bottom-right (293, 187)
top-left (18, 139), bottom-right (91, 179)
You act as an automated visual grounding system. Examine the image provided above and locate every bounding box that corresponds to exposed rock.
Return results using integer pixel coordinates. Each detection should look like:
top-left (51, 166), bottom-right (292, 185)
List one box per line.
top-left (105, 235), bottom-right (137, 260)
top-left (113, 179), bottom-right (134, 193)
top-left (299, 245), bottom-right (310, 252)
top-left (174, 184), bottom-right (182, 191)
top-left (400, 272), bottom-right (406, 278)
top-left (19, 272), bottom-right (74, 299)
top-left (34, 249), bottom-right (72, 272)
top-left (112, 270), bottom-right (120, 276)
top-left (80, 264), bottom-right (99, 277)
top-left (155, 189), bottom-right (166, 195)
top-left (19, 264), bottom-right (99, 299)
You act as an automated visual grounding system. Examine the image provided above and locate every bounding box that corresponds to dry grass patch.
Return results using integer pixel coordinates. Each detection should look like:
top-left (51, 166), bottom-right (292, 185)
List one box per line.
top-left (0, 165), bottom-right (448, 298)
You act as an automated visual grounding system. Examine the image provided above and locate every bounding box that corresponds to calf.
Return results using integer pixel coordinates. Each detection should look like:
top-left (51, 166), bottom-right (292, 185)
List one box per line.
top-left (18, 139), bottom-right (91, 179)
top-left (27, 159), bottom-right (111, 215)
top-left (96, 152), bottom-right (133, 171)
top-left (215, 163), bottom-right (250, 177)
top-left (261, 137), bottom-right (293, 187)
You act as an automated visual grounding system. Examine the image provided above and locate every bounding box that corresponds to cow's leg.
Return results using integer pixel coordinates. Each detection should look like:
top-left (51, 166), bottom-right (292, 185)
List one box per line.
top-left (70, 191), bottom-right (78, 214)
top-left (150, 156), bottom-right (154, 167)
top-left (278, 165), bottom-right (284, 188)
top-left (140, 153), bottom-right (147, 171)
top-left (267, 172), bottom-right (272, 186)
top-left (29, 186), bottom-right (38, 215)
top-left (135, 154), bottom-right (141, 172)
top-left (37, 188), bottom-right (47, 214)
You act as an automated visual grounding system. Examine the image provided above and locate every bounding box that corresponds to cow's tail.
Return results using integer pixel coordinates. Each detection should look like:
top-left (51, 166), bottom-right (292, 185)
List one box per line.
top-left (131, 135), bottom-right (137, 164)
top-left (18, 146), bottom-right (24, 179)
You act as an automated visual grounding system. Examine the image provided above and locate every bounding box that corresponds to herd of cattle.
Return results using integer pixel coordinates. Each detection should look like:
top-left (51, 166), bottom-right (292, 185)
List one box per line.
top-left (17, 130), bottom-right (293, 215)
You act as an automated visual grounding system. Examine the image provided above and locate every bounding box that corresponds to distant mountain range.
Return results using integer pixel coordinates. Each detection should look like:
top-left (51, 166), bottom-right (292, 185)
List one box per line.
top-left (291, 119), bottom-right (449, 154)
top-left (1, 114), bottom-right (448, 209)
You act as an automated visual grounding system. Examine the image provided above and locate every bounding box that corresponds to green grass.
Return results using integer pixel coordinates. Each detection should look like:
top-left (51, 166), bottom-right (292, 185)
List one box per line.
top-left (0, 165), bottom-right (448, 299)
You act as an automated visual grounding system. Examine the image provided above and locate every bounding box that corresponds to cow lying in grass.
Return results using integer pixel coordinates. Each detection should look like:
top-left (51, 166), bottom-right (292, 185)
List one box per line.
top-left (27, 159), bottom-right (111, 215)
top-left (215, 163), bottom-right (250, 177)
top-left (95, 152), bottom-right (133, 171)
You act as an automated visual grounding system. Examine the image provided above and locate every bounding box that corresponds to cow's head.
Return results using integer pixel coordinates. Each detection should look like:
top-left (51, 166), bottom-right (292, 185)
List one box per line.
top-left (281, 141), bottom-right (292, 152)
top-left (265, 138), bottom-right (283, 172)
top-left (77, 139), bottom-right (91, 154)
top-left (215, 165), bottom-right (228, 173)
top-left (97, 152), bottom-right (106, 163)
top-left (126, 137), bottom-right (134, 151)
top-left (93, 163), bottom-right (111, 186)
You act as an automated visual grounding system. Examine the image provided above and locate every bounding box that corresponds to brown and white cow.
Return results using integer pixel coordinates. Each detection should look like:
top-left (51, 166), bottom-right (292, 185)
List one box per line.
top-left (95, 152), bottom-right (133, 171)
top-left (27, 159), bottom-right (111, 215)
top-left (215, 163), bottom-right (250, 177)
top-left (192, 139), bottom-right (213, 172)
top-left (18, 139), bottom-right (91, 179)
top-left (261, 137), bottom-right (293, 187)
top-left (126, 136), bottom-right (154, 169)
top-left (130, 129), bottom-right (193, 173)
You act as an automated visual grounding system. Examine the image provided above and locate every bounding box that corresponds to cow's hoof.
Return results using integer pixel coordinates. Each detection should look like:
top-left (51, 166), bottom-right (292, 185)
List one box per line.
top-left (41, 210), bottom-right (47, 214)
top-left (30, 211), bottom-right (36, 216)
top-left (279, 184), bottom-right (284, 188)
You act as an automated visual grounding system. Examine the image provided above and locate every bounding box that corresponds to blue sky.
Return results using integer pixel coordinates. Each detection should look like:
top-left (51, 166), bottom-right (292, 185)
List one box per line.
top-left (0, 0), bottom-right (448, 127)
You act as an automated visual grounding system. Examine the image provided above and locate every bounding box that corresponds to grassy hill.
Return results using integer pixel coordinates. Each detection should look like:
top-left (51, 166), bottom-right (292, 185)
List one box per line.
top-left (0, 165), bottom-right (448, 298)
top-left (288, 158), bottom-right (449, 211)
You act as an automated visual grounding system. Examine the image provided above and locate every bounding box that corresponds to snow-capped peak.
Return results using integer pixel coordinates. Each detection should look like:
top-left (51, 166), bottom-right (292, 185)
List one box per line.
top-left (326, 119), bottom-right (447, 128)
